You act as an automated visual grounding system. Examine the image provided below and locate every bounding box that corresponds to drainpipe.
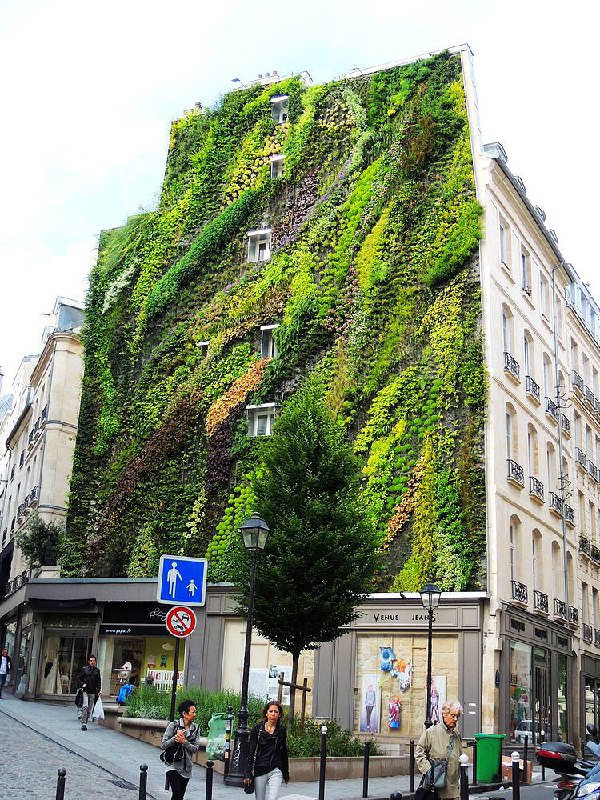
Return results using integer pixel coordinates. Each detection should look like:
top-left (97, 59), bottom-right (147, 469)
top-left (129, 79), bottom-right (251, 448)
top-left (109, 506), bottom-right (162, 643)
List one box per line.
top-left (551, 265), bottom-right (570, 614)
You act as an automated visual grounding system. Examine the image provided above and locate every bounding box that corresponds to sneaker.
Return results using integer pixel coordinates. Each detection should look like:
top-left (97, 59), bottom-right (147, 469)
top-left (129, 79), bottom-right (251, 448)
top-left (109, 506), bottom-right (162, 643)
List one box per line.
top-left (81, 723), bottom-right (87, 730)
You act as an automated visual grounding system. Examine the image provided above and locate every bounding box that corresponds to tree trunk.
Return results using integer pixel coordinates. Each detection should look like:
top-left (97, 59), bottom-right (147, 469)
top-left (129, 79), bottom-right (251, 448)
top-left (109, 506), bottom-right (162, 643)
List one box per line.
top-left (289, 653), bottom-right (299, 721)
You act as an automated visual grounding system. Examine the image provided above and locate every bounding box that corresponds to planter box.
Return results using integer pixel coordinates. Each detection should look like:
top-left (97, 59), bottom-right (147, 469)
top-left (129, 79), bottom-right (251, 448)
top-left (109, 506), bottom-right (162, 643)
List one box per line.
top-left (110, 716), bottom-right (409, 781)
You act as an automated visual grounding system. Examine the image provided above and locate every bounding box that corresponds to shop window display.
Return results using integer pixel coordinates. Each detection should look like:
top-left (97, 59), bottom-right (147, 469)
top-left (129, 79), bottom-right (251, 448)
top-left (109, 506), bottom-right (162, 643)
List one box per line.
top-left (509, 640), bottom-right (532, 741)
top-left (40, 633), bottom-right (91, 695)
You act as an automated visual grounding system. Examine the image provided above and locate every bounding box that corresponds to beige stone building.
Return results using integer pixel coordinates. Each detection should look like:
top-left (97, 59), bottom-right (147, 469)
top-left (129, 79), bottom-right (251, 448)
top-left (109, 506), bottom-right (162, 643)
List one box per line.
top-left (0, 297), bottom-right (84, 675)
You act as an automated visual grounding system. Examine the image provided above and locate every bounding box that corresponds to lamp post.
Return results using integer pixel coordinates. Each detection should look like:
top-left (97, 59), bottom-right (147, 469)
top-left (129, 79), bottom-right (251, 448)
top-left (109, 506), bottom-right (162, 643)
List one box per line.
top-left (224, 514), bottom-right (271, 787)
top-left (420, 580), bottom-right (442, 728)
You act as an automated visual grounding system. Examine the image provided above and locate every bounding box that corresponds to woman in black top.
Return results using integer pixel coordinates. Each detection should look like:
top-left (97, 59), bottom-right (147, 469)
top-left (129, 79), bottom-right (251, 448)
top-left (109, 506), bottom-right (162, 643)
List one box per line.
top-left (244, 702), bottom-right (290, 799)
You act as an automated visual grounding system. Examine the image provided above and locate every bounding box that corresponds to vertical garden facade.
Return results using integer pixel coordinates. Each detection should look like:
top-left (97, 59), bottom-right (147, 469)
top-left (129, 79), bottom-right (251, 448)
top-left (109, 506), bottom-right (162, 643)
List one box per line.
top-left (64, 48), bottom-right (487, 595)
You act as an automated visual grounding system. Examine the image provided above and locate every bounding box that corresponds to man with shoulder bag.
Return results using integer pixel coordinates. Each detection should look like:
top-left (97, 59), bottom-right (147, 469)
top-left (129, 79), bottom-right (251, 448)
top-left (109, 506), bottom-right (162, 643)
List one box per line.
top-left (76, 654), bottom-right (101, 731)
top-left (415, 701), bottom-right (463, 800)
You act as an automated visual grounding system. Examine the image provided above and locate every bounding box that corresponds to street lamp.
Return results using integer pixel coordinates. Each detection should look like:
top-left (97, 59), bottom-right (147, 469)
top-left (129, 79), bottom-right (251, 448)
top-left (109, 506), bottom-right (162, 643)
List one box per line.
top-left (224, 514), bottom-right (271, 786)
top-left (420, 580), bottom-right (442, 728)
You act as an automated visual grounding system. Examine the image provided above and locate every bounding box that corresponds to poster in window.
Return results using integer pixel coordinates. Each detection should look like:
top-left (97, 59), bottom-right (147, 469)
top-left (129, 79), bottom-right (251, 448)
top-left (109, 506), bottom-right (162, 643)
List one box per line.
top-left (360, 674), bottom-right (380, 733)
top-left (430, 675), bottom-right (446, 725)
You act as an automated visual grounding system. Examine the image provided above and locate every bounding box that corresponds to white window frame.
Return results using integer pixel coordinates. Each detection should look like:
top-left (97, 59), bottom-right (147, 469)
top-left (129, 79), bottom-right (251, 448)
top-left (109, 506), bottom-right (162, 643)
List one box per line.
top-left (260, 324), bottom-right (279, 359)
top-left (247, 403), bottom-right (277, 437)
top-left (198, 341), bottom-right (209, 358)
top-left (270, 95), bottom-right (289, 124)
top-left (247, 229), bottom-right (272, 263)
top-left (270, 154), bottom-right (285, 179)
top-left (499, 215), bottom-right (510, 267)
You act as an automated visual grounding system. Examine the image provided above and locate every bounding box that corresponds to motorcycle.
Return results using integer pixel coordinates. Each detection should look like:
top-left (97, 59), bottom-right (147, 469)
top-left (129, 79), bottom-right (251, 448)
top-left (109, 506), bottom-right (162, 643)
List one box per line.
top-left (537, 726), bottom-right (600, 800)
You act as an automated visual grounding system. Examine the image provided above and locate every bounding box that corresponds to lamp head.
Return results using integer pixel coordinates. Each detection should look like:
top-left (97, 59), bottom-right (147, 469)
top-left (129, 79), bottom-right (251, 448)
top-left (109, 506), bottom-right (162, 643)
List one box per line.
top-left (419, 581), bottom-right (442, 611)
top-left (239, 514), bottom-right (270, 551)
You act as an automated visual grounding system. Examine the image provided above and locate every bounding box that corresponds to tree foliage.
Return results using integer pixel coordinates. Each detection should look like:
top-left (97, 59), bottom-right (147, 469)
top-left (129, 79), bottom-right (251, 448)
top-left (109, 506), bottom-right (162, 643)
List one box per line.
top-left (16, 514), bottom-right (63, 569)
top-left (233, 384), bottom-right (379, 715)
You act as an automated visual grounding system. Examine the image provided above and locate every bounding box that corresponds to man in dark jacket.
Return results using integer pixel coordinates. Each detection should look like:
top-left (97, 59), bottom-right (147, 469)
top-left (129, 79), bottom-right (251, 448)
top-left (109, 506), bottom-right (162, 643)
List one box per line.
top-left (77, 654), bottom-right (101, 730)
top-left (0, 646), bottom-right (12, 698)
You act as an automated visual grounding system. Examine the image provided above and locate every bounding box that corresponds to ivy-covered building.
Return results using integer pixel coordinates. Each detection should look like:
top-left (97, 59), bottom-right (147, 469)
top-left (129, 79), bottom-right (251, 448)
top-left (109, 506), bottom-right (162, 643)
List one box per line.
top-left (3, 44), bottom-right (600, 744)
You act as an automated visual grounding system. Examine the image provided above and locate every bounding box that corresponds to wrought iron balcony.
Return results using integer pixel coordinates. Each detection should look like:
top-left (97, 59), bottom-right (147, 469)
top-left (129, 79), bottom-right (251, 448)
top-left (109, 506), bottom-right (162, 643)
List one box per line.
top-left (576, 447), bottom-right (588, 467)
top-left (592, 544), bottom-right (600, 563)
top-left (565, 504), bottom-right (575, 526)
top-left (41, 405), bottom-right (47, 420)
top-left (569, 606), bottom-right (579, 625)
top-left (545, 397), bottom-right (559, 421)
top-left (595, 398), bottom-right (600, 417)
top-left (580, 535), bottom-right (591, 555)
top-left (583, 623), bottom-right (593, 643)
top-left (573, 370), bottom-right (584, 393)
top-left (507, 459), bottom-right (525, 486)
top-left (549, 492), bottom-right (563, 515)
top-left (29, 485), bottom-right (39, 505)
top-left (561, 414), bottom-right (571, 436)
top-left (595, 629), bottom-right (600, 647)
top-left (585, 386), bottom-right (596, 408)
top-left (533, 590), bottom-right (549, 613)
top-left (504, 351), bottom-right (521, 381)
top-left (529, 475), bottom-right (544, 502)
top-left (525, 375), bottom-right (540, 401)
top-left (511, 580), bottom-right (528, 603)
top-left (589, 460), bottom-right (598, 478)
top-left (554, 598), bottom-right (567, 618)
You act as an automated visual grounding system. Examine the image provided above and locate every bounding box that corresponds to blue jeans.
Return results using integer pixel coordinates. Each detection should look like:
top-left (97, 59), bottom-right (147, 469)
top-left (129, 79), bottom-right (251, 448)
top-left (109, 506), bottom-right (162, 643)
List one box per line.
top-left (0, 673), bottom-right (7, 696)
top-left (254, 768), bottom-right (283, 800)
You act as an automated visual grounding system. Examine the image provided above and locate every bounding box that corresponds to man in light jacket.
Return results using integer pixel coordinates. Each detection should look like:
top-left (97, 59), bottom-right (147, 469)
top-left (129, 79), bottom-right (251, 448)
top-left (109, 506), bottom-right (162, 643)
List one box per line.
top-left (416, 701), bottom-right (463, 800)
top-left (0, 646), bottom-right (12, 698)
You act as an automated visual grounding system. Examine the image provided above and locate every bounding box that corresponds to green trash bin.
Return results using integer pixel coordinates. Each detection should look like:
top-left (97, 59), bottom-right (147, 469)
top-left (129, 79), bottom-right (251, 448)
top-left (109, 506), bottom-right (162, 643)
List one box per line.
top-left (474, 733), bottom-right (506, 783)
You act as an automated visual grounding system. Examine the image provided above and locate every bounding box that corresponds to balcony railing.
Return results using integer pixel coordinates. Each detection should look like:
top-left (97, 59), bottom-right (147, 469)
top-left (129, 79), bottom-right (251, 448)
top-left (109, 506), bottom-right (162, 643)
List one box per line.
top-left (573, 370), bottom-right (584, 392)
top-left (554, 598), bottom-right (567, 618)
top-left (569, 606), bottom-right (579, 625)
top-left (595, 629), bottom-right (600, 647)
top-left (41, 405), bottom-right (47, 420)
top-left (595, 398), bottom-right (600, 417)
top-left (529, 475), bottom-right (544, 502)
top-left (592, 544), bottom-right (600, 563)
top-left (545, 397), bottom-right (559, 421)
top-left (580, 535), bottom-right (591, 555)
top-left (549, 492), bottom-right (563, 515)
top-left (583, 623), bottom-right (593, 643)
top-left (576, 447), bottom-right (588, 467)
top-left (585, 386), bottom-right (596, 408)
top-left (533, 590), bottom-right (549, 613)
top-left (589, 460), bottom-right (598, 478)
top-left (504, 351), bottom-right (521, 381)
top-left (565, 504), bottom-right (575, 526)
top-left (507, 459), bottom-right (525, 486)
top-left (511, 580), bottom-right (528, 604)
top-left (561, 414), bottom-right (571, 436)
top-left (525, 375), bottom-right (540, 401)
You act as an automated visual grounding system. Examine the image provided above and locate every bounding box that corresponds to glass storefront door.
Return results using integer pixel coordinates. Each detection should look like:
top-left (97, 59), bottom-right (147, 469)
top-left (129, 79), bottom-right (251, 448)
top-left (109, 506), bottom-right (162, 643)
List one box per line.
top-left (557, 653), bottom-right (568, 742)
top-left (39, 631), bottom-right (92, 695)
top-left (533, 647), bottom-right (550, 743)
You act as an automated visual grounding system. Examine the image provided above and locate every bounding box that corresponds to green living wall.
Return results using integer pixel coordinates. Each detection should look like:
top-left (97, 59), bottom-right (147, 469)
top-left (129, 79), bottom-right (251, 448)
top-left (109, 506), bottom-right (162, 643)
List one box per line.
top-left (64, 50), bottom-right (486, 591)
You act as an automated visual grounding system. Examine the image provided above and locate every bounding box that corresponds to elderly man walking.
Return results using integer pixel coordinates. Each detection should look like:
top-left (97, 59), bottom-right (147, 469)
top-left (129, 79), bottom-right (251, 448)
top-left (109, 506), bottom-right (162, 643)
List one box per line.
top-left (416, 701), bottom-right (463, 800)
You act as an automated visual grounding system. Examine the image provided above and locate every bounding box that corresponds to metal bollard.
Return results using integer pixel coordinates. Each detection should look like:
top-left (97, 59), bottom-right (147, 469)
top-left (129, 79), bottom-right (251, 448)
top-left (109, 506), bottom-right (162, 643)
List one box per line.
top-left (318, 725), bottom-right (328, 800)
top-left (409, 739), bottom-right (415, 793)
top-left (56, 768), bottom-right (66, 800)
top-left (511, 751), bottom-right (521, 800)
top-left (539, 731), bottom-right (545, 781)
top-left (362, 741), bottom-right (370, 799)
top-left (390, 793), bottom-right (403, 800)
top-left (523, 734), bottom-right (528, 781)
top-left (206, 760), bottom-right (214, 800)
top-left (138, 764), bottom-right (148, 800)
top-left (459, 754), bottom-right (469, 800)
top-left (472, 738), bottom-right (478, 786)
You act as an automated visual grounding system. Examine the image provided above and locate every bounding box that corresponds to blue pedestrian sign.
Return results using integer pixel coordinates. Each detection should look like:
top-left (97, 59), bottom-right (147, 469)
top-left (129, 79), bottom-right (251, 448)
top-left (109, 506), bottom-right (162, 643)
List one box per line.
top-left (157, 555), bottom-right (208, 607)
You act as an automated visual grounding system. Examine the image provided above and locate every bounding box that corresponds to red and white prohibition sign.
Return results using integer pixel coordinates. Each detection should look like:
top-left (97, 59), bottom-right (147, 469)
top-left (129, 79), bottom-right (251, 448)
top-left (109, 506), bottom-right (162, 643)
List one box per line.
top-left (165, 605), bottom-right (197, 638)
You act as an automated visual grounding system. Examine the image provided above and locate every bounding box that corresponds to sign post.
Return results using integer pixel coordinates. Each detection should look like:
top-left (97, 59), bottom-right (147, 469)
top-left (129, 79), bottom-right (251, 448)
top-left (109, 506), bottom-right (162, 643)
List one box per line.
top-left (164, 605), bottom-right (197, 721)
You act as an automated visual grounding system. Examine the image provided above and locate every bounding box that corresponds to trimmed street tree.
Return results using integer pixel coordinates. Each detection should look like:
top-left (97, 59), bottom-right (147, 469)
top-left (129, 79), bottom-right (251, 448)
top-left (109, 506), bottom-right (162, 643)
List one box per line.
top-left (234, 383), bottom-right (379, 719)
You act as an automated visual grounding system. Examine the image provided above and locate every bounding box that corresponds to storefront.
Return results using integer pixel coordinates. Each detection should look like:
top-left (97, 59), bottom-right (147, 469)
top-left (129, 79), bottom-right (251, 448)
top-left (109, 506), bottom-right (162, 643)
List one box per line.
top-left (311, 593), bottom-right (485, 739)
top-left (581, 654), bottom-right (600, 741)
top-left (500, 606), bottom-right (572, 745)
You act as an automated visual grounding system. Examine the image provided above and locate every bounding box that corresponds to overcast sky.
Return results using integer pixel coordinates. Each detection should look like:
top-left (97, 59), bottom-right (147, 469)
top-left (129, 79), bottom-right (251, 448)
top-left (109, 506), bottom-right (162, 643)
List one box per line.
top-left (1, 0), bottom-right (598, 387)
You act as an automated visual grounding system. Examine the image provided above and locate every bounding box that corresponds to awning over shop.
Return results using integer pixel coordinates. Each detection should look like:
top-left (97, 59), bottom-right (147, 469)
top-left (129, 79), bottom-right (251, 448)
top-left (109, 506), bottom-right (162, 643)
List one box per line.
top-left (27, 597), bottom-right (98, 613)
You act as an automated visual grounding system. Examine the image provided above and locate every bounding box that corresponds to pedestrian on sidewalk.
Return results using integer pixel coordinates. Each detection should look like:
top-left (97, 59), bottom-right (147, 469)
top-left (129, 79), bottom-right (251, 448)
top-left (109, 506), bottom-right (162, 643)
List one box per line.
top-left (244, 701), bottom-right (290, 800)
top-left (415, 701), bottom-right (463, 800)
top-left (0, 646), bottom-right (12, 698)
top-left (161, 699), bottom-right (200, 800)
top-left (76, 654), bottom-right (101, 730)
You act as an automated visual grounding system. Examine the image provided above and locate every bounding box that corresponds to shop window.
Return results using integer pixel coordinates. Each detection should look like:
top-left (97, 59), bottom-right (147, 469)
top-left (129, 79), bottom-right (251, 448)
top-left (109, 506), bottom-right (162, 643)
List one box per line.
top-left (247, 229), bottom-right (271, 263)
top-left (40, 632), bottom-right (92, 695)
top-left (270, 154), bottom-right (285, 179)
top-left (509, 640), bottom-right (532, 742)
top-left (247, 403), bottom-right (276, 437)
top-left (270, 94), bottom-right (289, 124)
top-left (557, 653), bottom-right (568, 742)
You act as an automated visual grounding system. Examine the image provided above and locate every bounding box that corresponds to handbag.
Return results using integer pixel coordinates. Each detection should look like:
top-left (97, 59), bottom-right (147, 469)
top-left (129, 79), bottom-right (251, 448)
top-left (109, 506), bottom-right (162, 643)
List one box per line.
top-left (244, 728), bottom-right (261, 794)
top-left (74, 688), bottom-right (84, 709)
top-left (427, 734), bottom-right (457, 790)
top-left (161, 723), bottom-right (186, 765)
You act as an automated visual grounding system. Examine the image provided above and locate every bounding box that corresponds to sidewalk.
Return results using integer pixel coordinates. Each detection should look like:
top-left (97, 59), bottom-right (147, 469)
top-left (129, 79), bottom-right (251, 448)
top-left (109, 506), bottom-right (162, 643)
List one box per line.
top-left (0, 694), bottom-right (542, 800)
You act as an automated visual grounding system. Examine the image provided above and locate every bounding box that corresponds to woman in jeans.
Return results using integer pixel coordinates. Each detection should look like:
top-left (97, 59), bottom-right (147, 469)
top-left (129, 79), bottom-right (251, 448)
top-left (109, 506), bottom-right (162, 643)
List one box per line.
top-left (244, 701), bottom-right (290, 800)
top-left (162, 699), bottom-right (200, 800)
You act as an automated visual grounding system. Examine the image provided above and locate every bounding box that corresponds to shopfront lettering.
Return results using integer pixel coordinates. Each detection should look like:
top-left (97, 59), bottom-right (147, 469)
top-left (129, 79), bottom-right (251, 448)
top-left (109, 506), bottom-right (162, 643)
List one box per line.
top-left (412, 614), bottom-right (427, 621)
top-left (373, 613), bottom-right (400, 622)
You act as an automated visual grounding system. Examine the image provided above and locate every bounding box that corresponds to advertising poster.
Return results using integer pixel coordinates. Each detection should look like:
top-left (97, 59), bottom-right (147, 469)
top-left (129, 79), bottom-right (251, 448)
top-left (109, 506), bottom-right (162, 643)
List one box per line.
top-left (248, 665), bottom-right (292, 703)
top-left (431, 675), bottom-right (446, 724)
top-left (360, 674), bottom-right (380, 733)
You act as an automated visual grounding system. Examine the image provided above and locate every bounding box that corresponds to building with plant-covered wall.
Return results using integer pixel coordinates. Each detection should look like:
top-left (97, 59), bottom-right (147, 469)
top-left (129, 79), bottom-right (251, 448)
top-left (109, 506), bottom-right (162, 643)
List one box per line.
top-left (5, 44), bottom-right (600, 743)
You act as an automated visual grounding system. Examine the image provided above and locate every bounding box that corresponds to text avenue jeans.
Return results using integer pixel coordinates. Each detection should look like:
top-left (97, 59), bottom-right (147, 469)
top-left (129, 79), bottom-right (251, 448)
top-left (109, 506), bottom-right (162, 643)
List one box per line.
top-left (253, 768), bottom-right (283, 800)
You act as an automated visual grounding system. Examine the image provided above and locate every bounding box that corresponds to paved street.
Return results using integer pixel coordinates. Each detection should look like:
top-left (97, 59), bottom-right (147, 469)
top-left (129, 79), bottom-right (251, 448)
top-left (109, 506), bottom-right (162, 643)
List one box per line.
top-left (0, 692), bottom-right (551, 800)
